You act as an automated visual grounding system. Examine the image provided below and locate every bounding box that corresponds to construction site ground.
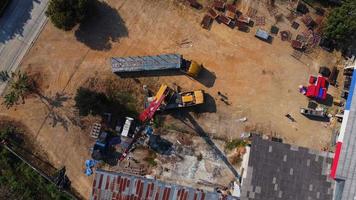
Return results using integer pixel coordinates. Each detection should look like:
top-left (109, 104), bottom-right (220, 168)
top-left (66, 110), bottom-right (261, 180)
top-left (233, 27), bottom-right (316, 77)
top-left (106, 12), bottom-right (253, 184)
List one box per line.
top-left (0, 0), bottom-right (343, 198)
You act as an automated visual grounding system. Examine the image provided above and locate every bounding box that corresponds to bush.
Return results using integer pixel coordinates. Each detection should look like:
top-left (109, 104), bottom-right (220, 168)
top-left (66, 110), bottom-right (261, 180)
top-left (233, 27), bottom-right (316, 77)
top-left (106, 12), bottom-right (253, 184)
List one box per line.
top-left (0, 125), bottom-right (71, 199)
top-left (74, 87), bottom-right (138, 117)
top-left (46, 0), bottom-right (95, 30)
top-left (225, 139), bottom-right (247, 151)
top-left (74, 87), bottom-right (108, 116)
top-left (0, 126), bottom-right (16, 141)
top-left (144, 150), bottom-right (157, 167)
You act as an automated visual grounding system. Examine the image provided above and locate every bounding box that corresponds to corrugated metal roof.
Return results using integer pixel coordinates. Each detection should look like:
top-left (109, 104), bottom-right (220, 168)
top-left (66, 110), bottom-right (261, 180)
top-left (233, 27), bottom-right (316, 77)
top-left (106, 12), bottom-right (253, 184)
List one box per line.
top-left (111, 54), bottom-right (182, 73)
top-left (91, 169), bottom-right (238, 200)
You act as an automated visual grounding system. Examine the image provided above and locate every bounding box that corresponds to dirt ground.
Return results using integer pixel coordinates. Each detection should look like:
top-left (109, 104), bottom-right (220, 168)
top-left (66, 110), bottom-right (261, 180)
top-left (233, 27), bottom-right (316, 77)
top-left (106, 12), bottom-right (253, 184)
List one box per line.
top-left (0, 0), bottom-right (342, 198)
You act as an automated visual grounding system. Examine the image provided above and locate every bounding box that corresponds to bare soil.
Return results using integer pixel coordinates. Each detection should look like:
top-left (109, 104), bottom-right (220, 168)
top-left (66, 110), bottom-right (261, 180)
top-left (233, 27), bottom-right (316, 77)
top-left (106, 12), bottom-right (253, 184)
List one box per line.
top-left (0, 0), bottom-right (342, 198)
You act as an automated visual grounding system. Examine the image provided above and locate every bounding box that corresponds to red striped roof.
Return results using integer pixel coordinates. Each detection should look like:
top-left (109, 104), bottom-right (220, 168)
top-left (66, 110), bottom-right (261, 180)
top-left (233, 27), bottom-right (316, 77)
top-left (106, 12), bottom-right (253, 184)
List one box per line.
top-left (90, 170), bottom-right (237, 200)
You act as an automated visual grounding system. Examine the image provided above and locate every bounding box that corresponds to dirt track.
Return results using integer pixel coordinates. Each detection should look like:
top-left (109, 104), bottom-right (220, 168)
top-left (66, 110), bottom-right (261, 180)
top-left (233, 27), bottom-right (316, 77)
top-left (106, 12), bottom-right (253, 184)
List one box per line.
top-left (0, 0), bottom-right (336, 198)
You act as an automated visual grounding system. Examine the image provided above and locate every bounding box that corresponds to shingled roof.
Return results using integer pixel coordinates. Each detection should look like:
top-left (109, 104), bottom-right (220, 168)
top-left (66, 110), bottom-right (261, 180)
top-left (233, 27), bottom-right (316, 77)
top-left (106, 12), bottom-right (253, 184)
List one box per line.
top-left (241, 135), bottom-right (334, 200)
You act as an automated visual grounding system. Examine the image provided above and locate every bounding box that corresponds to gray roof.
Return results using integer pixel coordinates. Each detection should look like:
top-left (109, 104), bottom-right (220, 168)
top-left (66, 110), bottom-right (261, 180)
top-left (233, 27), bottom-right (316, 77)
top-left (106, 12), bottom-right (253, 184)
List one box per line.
top-left (241, 135), bottom-right (334, 200)
top-left (111, 54), bottom-right (182, 73)
top-left (335, 70), bottom-right (356, 200)
top-left (90, 169), bottom-right (238, 200)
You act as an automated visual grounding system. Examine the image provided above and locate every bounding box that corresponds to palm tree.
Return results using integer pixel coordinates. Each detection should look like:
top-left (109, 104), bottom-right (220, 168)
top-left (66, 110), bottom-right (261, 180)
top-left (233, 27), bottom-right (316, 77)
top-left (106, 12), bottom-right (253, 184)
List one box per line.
top-left (9, 72), bottom-right (32, 103)
top-left (3, 91), bottom-right (18, 108)
top-left (0, 71), bottom-right (9, 82)
top-left (3, 71), bottom-right (33, 108)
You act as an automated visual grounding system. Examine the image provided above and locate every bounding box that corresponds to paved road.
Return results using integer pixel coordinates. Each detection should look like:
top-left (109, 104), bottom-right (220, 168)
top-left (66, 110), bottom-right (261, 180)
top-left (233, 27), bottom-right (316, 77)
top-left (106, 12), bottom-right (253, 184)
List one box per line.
top-left (0, 0), bottom-right (49, 94)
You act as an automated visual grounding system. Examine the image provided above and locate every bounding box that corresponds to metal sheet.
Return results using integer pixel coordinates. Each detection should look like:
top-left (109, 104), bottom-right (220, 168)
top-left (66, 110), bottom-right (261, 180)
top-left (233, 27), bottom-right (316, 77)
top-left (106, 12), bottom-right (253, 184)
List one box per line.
top-left (90, 169), bottom-right (237, 200)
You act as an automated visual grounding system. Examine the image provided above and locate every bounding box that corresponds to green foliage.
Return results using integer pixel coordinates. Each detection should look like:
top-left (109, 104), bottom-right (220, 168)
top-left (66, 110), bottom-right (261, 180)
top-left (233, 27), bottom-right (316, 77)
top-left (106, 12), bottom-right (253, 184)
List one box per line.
top-left (3, 71), bottom-right (33, 109)
top-left (225, 139), bottom-right (247, 151)
top-left (302, 0), bottom-right (334, 8)
top-left (144, 150), bottom-right (157, 167)
top-left (324, 0), bottom-right (356, 49)
top-left (0, 126), bottom-right (71, 200)
top-left (0, 126), bottom-right (16, 141)
top-left (74, 87), bottom-right (138, 117)
top-left (153, 116), bottom-right (163, 128)
top-left (74, 87), bottom-right (108, 116)
top-left (46, 0), bottom-right (95, 30)
top-left (0, 149), bottom-right (72, 199)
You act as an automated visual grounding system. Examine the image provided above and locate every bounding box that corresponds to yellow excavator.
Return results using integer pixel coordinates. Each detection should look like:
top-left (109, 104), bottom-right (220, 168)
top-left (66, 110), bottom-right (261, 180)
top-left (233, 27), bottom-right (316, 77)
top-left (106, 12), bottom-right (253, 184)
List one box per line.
top-left (145, 84), bottom-right (205, 111)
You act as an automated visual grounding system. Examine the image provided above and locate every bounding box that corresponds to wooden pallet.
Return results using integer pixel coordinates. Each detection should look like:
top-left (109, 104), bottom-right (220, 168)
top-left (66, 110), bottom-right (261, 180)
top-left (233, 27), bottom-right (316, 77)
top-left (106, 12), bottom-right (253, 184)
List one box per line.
top-left (90, 123), bottom-right (101, 138)
top-left (291, 50), bottom-right (303, 60)
top-left (247, 7), bottom-right (257, 18)
top-left (255, 16), bottom-right (266, 26)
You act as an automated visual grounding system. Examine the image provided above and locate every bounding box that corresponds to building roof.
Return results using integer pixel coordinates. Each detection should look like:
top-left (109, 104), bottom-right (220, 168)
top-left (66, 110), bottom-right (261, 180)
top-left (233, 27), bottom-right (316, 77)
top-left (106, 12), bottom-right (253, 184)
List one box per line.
top-left (241, 135), bottom-right (334, 200)
top-left (334, 68), bottom-right (356, 200)
top-left (111, 54), bottom-right (182, 73)
top-left (91, 169), bottom-right (237, 200)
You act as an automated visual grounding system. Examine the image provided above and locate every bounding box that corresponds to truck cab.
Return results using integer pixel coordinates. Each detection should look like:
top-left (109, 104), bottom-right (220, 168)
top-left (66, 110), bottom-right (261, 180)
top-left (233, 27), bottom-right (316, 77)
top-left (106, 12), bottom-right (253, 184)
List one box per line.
top-left (181, 59), bottom-right (202, 77)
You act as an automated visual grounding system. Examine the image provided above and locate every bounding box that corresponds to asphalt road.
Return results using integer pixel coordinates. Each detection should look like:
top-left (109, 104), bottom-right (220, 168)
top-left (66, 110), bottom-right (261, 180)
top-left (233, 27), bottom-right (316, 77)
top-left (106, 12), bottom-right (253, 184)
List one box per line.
top-left (0, 0), bottom-right (49, 94)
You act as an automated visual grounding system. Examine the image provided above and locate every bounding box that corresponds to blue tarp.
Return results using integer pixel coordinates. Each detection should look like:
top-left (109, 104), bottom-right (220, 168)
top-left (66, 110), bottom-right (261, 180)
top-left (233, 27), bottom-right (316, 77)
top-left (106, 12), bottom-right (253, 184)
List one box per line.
top-left (85, 160), bottom-right (98, 176)
top-left (145, 126), bottom-right (153, 136)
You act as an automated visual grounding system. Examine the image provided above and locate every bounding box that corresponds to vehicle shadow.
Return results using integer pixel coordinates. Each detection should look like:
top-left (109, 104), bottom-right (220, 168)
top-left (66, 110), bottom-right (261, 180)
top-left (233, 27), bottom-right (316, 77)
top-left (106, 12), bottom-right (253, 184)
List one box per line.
top-left (316, 94), bottom-right (333, 107)
top-left (301, 114), bottom-right (330, 122)
top-left (75, 1), bottom-right (128, 51)
top-left (0, 0), bottom-right (39, 44)
top-left (193, 93), bottom-right (217, 113)
top-left (148, 134), bottom-right (173, 155)
top-left (115, 70), bottom-right (184, 78)
top-left (171, 111), bottom-right (240, 178)
top-left (193, 67), bottom-right (216, 88)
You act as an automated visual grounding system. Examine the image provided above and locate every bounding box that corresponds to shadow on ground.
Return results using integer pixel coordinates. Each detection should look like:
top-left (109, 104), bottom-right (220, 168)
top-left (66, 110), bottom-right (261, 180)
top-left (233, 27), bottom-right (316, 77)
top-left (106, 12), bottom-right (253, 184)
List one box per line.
top-left (316, 94), bottom-right (333, 107)
top-left (75, 1), bottom-right (128, 51)
top-left (301, 114), bottom-right (330, 122)
top-left (193, 93), bottom-right (217, 113)
top-left (115, 70), bottom-right (184, 78)
top-left (148, 134), bottom-right (173, 155)
top-left (0, 0), bottom-right (39, 44)
top-left (193, 67), bottom-right (216, 88)
top-left (172, 111), bottom-right (240, 178)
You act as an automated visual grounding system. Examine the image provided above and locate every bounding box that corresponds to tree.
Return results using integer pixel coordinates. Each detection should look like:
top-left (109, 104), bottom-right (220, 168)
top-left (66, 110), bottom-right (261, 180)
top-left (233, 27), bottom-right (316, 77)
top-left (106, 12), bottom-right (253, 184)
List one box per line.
top-left (74, 87), bottom-right (108, 116)
top-left (324, 0), bottom-right (356, 49)
top-left (46, 0), bottom-right (94, 31)
top-left (3, 72), bottom-right (33, 108)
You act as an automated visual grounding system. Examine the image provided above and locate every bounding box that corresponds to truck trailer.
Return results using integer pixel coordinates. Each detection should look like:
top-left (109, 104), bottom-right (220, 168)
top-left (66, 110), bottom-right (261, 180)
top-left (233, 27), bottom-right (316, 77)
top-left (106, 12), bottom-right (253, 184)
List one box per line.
top-left (111, 54), bottom-right (202, 77)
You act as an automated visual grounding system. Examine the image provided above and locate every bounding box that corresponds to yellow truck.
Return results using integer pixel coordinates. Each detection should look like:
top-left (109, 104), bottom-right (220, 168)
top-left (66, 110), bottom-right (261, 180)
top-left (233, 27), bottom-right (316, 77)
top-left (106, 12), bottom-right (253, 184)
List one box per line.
top-left (145, 84), bottom-right (204, 110)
